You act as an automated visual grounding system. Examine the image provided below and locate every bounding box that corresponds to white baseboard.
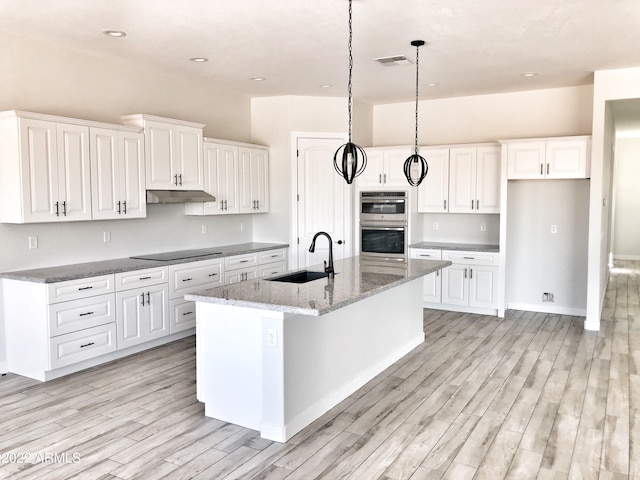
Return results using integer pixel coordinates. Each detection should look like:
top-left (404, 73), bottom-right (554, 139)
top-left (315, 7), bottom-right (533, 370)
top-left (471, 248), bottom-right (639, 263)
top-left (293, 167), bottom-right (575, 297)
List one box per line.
top-left (507, 303), bottom-right (586, 317)
top-left (584, 319), bottom-right (601, 331)
top-left (0, 360), bottom-right (7, 375)
top-left (613, 254), bottom-right (640, 261)
top-left (422, 303), bottom-right (499, 317)
top-left (273, 333), bottom-right (424, 443)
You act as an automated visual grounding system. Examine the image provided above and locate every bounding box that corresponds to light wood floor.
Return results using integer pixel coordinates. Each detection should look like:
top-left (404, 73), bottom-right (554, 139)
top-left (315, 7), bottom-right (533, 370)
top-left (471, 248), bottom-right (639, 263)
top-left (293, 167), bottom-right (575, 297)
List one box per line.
top-left (0, 260), bottom-right (638, 480)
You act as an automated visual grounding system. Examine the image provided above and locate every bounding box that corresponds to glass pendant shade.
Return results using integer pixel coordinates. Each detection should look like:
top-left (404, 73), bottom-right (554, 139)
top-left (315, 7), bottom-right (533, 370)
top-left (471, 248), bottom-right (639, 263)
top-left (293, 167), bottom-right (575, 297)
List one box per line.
top-left (404, 39), bottom-right (428, 187)
top-left (334, 0), bottom-right (367, 184)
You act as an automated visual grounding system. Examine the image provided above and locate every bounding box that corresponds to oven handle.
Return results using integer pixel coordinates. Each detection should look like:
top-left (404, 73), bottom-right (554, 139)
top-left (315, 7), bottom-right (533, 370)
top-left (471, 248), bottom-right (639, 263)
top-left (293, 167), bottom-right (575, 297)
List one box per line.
top-left (361, 226), bottom-right (406, 231)
top-left (362, 199), bottom-right (405, 204)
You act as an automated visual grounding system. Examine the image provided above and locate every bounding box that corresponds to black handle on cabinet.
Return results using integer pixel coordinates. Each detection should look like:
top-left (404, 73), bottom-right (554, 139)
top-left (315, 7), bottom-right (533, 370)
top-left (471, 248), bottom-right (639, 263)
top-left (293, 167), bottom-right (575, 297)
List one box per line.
top-left (178, 174), bottom-right (182, 186)
top-left (476, 200), bottom-right (479, 210)
top-left (78, 286), bottom-right (93, 291)
top-left (540, 164), bottom-right (543, 175)
top-left (79, 311), bottom-right (94, 317)
top-left (546, 163), bottom-right (550, 175)
top-left (208, 273), bottom-right (218, 277)
top-left (55, 201), bottom-right (60, 217)
top-left (146, 292), bottom-right (150, 304)
top-left (80, 342), bottom-right (95, 348)
top-left (123, 201), bottom-right (127, 214)
top-left (463, 256), bottom-right (475, 260)
top-left (464, 268), bottom-right (468, 279)
top-left (183, 278), bottom-right (193, 282)
top-left (117, 201), bottom-right (121, 214)
top-left (444, 199), bottom-right (447, 210)
top-left (337, 240), bottom-right (344, 245)
top-left (62, 201), bottom-right (67, 216)
top-left (183, 311), bottom-right (193, 316)
top-left (470, 268), bottom-right (473, 279)
top-left (141, 293), bottom-right (145, 306)
top-left (174, 174), bottom-right (178, 186)
top-left (240, 260), bottom-right (249, 263)
top-left (139, 276), bottom-right (151, 280)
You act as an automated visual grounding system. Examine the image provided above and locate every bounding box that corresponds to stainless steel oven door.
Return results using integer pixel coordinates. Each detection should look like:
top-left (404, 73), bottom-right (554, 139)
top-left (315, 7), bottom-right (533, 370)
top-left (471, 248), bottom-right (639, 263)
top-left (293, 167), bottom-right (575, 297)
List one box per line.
top-left (360, 224), bottom-right (407, 262)
top-left (360, 193), bottom-right (407, 223)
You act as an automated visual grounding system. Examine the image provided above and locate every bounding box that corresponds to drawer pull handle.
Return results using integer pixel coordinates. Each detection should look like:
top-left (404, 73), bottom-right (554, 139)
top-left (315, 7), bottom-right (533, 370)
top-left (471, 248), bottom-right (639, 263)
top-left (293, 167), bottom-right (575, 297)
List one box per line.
top-left (463, 257), bottom-right (475, 260)
top-left (271, 254), bottom-right (279, 258)
top-left (79, 311), bottom-right (94, 317)
top-left (78, 286), bottom-right (93, 291)
top-left (183, 278), bottom-right (193, 282)
top-left (208, 273), bottom-right (218, 277)
top-left (80, 342), bottom-right (95, 348)
top-left (420, 254), bottom-right (432, 257)
top-left (240, 260), bottom-right (249, 263)
top-left (139, 276), bottom-right (152, 280)
top-left (183, 311), bottom-right (193, 316)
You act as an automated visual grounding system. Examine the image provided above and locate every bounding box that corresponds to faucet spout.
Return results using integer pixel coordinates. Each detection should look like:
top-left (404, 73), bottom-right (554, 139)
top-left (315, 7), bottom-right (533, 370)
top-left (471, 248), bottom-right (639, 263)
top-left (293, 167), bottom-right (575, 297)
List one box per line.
top-left (308, 231), bottom-right (335, 278)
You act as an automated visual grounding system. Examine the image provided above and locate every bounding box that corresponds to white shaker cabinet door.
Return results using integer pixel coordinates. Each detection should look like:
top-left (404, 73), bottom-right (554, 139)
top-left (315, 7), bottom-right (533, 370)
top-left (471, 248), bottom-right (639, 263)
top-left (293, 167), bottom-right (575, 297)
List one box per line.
top-left (441, 265), bottom-right (468, 306)
top-left (476, 146), bottom-right (501, 213)
top-left (417, 149), bottom-right (449, 212)
top-left (57, 123), bottom-right (92, 221)
top-left (448, 147), bottom-right (476, 213)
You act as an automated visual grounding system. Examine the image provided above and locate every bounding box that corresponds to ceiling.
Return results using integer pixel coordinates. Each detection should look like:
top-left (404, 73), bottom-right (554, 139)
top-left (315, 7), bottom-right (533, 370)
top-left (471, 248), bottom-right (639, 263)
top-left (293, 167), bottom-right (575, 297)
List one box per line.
top-left (3, 0), bottom-right (640, 105)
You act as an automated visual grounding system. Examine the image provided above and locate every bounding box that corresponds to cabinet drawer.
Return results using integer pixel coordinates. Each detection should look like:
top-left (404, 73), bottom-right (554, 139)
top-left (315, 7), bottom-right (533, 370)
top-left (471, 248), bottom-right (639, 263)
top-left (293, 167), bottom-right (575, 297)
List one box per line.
top-left (49, 323), bottom-right (117, 370)
top-left (116, 267), bottom-right (168, 291)
top-left (259, 261), bottom-right (287, 278)
top-left (47, 275), bottom-right (115, 304)
top-left (442, 250), bottom-right (498, 266)
top-left (170, 298), bottom-right (196, 333)
top-left (48, 293), bottom-right (116, 337)
top-left (225, 253), bottom-right (259, 270)
top-left (169, 259), bottom-right (223, 299)
top-left (410, 248), bottom-right (442, 260)
top-left (259, 249), bottom-right (287, 264)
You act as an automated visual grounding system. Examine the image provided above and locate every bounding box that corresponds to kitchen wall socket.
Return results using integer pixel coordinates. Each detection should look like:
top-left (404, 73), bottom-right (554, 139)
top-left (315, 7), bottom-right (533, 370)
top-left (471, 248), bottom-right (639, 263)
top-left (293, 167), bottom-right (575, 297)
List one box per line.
top-left (433, 222), bottom-right (439, 231)
top-left (551, 225), bottom-right (558, 234)
top-left (542, 292), bottom-right (555, 302)
top-left (240, 222), bottom-right (244, 232)
top-left (28, 236), bottom-right (38, 249)
top-left (480, 223), bottom-right (486, 232)
top-left (103, 231), bottom-right (111, 243)
top-left (266, 329), bottom-right (278, 347)
top-left (201, 224), bottom-right (207, 235)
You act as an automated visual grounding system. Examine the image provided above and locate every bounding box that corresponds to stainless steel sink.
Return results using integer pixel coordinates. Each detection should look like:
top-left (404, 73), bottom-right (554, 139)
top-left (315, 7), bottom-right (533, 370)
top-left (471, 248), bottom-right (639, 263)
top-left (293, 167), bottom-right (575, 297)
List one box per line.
top-left (266, 270), bottom-right (331, 284)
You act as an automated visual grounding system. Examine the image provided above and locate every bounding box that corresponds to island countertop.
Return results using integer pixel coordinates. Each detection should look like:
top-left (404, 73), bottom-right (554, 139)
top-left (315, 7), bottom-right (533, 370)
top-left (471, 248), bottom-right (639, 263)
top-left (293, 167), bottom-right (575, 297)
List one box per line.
top-left (185, 256), bottom-right (451, 316)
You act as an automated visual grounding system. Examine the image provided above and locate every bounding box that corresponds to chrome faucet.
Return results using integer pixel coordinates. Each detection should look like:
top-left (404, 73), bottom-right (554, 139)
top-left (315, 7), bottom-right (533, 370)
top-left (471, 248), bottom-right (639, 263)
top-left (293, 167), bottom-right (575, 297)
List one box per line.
top-left (308, 231), bottom-right (334, 278)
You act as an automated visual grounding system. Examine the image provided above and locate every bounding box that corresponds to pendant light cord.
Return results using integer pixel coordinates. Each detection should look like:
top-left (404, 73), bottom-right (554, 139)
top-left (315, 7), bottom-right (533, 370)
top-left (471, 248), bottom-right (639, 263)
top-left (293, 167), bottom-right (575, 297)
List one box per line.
top-left (348, 0), bottom-right (354, 143)
top-left (413, 43), bottom-right (420, 156)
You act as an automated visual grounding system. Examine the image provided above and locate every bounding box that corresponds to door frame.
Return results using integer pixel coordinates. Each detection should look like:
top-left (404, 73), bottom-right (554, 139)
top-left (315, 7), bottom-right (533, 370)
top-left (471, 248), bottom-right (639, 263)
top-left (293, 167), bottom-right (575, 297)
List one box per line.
top-left (290, 132), bottom-right (351, 270)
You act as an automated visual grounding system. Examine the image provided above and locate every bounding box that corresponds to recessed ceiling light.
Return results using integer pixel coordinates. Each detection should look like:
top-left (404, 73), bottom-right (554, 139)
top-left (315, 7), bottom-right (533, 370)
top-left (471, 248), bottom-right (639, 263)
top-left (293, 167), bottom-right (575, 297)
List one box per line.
top-left (320, 84), bottom-right (333, 89)
top-left (521, 72), bottom-right (539, 77)
top-left (102, 29), bottom-right (126, 38)
top-left (426, 82), bottom-right (439, 87)
top-left (190, 57), bottom-right (208, 63)
top-left (250, 77), bottom-right (266, 82)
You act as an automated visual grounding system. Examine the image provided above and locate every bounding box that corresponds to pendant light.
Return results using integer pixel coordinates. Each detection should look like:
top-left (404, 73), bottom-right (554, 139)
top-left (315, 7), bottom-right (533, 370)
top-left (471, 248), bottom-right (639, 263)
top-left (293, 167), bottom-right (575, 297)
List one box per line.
top-left (334, 0), bottom-right (367, 184)
top-left (403, 40), bottom-right (428, 187)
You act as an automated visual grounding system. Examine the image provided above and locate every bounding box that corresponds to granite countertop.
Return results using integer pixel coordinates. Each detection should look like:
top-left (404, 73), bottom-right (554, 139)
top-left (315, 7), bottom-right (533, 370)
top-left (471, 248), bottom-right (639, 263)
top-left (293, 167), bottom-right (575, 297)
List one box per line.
top-left (185, 256), bottom-right (451, 317)
top-left (409, 242), bottom-right (499, 252)
top-left (0, 242), bottom-right (288, 283)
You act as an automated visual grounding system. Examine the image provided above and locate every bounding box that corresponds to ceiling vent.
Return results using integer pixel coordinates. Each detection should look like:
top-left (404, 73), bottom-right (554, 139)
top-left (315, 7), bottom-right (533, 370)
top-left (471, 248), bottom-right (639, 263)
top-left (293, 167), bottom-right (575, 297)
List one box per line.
top-left (373, 55), bottom-right (412, 66)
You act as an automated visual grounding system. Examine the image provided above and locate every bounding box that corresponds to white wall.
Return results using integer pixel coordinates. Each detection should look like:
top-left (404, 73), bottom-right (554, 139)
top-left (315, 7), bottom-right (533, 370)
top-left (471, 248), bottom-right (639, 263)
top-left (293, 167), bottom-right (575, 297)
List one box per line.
top-left (587, 67), bottom-right (640, 330)
top-left (0, 31), bottom-right (254, 372)
top-left (613, 137), bottom-right (640, 259)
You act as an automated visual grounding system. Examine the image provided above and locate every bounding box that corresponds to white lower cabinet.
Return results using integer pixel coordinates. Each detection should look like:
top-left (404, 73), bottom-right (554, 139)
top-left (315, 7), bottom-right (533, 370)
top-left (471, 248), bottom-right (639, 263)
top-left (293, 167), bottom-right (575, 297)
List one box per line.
top-left (410, 247), bottom-right (499, 314)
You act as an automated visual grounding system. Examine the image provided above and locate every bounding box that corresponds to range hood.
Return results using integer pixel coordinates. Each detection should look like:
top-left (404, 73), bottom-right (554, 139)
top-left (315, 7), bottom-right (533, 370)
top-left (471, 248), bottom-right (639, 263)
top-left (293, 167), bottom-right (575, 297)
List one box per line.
top-left (146, 190), bottom-right (216, 204)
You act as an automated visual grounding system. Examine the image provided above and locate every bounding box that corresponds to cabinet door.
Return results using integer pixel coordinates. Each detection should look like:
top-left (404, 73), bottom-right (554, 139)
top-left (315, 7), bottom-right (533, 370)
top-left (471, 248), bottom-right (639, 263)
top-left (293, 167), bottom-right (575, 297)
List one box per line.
top-left (147, 286), bottom-right (169, 340)
top-left (417, 149), bottom-right (449, 212)
top-left (239, 147), bottom-right (269, 213)
top-left (546, 139), bottom-right (589, 179)
top-left (119, 131), bottom-right (146, 218)
top-left (423, 270), bottom-right (442, 303)
top-left (57, 123), bottom-right (91, 221)
top-left (383, 148), bottom-right (412, 186)
top-left (116, 284), bottom-right (169, 349)
top-left (448, 147), bottom-right (476, 213)
top-left (441, 265), bottom-right (468, 306)
top-left (170, 299), bottom-right (196, 333)
top-left (173, 125), bottom-right (203, 190)
top-left (476, 146), bottom-right (501, 213)
top-left (224, 267), bottom-right (258, 284)
top-left (358, 149), bottom-right (384, 187)
top-left (469, 265), bottom-right (498, 308)
top-left (18, 118), bottom-right (59, 222)
top-left (90, 128), bottom-right (119, 219)
top-left (506, 142), bottom-right (546, 179)
top-left (145, 121), bottom-right (175, 189)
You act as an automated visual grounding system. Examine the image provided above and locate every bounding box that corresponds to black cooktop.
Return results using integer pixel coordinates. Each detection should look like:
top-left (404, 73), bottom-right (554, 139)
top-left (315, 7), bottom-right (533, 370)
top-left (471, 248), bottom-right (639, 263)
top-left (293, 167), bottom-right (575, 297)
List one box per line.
top-left (130, 248), bottom-right (223, 262)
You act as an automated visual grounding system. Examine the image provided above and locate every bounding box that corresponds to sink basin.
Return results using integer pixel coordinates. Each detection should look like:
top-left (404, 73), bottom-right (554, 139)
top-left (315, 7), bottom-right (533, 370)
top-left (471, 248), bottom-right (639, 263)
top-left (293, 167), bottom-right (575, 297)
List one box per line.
top-left (267, 270), bottom-right (331, 284)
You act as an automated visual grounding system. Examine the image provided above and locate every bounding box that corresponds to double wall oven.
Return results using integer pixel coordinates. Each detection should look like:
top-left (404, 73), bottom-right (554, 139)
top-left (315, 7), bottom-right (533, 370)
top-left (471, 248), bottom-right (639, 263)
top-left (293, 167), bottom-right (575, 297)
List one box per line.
top-left (360, 191), bottom-right (408, 266)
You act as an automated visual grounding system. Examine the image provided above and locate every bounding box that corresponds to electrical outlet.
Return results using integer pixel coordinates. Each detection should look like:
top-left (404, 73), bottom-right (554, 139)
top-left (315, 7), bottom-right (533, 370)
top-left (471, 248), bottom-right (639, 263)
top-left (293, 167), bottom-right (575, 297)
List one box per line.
top-left (480, 223), bottom-right (486, 232)
top-left (28, 236), bottom-right (38, 249)
top-left (266, 329), bottom-right (278, 347)
top-left (103, 231), bottom-right (111, 243)
top-left (240, 222), bottom-right (244, 232)
top-left (542, 292), bottom-right (555, 302)
top-left (201, 224), bottom-right (207, 235)
top-left (551, 225), bottom-right (557, 234)
top-left (433, 222), bottom-right (438, 231)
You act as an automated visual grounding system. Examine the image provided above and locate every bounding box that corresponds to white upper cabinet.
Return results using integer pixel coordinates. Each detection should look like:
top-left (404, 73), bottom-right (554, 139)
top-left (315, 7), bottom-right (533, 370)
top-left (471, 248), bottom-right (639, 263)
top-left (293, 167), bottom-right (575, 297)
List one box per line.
top-left (359, 147), bottom-right (412, 188)
top-left (238, 146), bottom-right (269, 213)
top-left (121, 114), bottom-right (204, 190)
top-left (506, 136), bottom-right (591, 179)
top-left (0, 113), bottom-right (92, 223)
top-left (417, 148), bottom-right (449, 212)
top-left (475, 146), bottom-right (501, 213)
top-left (90, 127), bottom-right (146, 220)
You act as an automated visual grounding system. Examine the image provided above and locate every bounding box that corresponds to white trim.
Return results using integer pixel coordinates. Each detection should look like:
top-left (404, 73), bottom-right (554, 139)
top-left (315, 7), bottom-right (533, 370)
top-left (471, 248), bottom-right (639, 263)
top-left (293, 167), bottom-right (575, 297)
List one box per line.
top-left (0, 360), bottom-right (7, 375)
top-left (507, 303), bottom-right (586, 317)
top-left (613, 254), bottom-right (640, 261)
top-left (584, 319), bottom-right (601, 331)
top-left (422, 303), bottom-right (499, 316)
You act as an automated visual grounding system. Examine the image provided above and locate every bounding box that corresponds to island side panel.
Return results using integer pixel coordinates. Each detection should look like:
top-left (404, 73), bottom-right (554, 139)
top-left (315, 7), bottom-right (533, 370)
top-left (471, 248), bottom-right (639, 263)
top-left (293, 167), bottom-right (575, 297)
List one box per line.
top-left (278, 278), bottom-right (425, 441)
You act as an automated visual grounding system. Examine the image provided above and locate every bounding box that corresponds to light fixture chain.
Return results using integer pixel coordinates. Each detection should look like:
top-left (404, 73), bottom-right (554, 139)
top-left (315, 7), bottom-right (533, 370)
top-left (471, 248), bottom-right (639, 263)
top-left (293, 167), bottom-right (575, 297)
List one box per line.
top-left (414, 44), bottom-right (420, 155)
top-left (348, 0), bottom-right (353, 142)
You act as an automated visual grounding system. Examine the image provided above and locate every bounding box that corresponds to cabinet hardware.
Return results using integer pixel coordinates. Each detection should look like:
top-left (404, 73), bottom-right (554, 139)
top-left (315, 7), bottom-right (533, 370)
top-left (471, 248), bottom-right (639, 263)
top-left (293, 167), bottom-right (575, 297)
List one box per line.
top-left (80, 342), bottom-right (95, 348)
top-left (208, 273), bottom-right (218, 277)
top-left (436, 270), bottom-right (439, 277)
top-left (55, 201), bottom-right (60, 217)
top-left (546, 163), bottom-right (549, 175)
top-left (384, 174), bottom-right (387, 183)
top-left (183, 311), bottom-right (193, 316)
top-left (78, 286), bottom-right (93, 291)
top-left (337, 240), bottom-right (344, 245)
top-left (420, 254), bottom-right (432, 257)
top-left (146, 292), bottom-right (150, 304)
top-left (271, 254), bottom-right (278, 258)
top-left (174, 174), bottom-right (178, 186)
top-left (123, 200), bottom-right (127, 214)
top-left (444, 200), bottom-right (447, 210)
top-left (117, 201), bottom-right (121, 214)
top-left (240, 259), bottom-right (249, 263)
top-left (256, 200), bottom-right (259, 209)
top-left (471, 200), bottom-right (474, 210)
top-left (464, 268), bottom-right (468, 279)
top-left (79, 311), bottom-right (94, 317)
top-left (62, 201), bottom-right (67, 216)
top-left (183, 278), bottom-right (193, 282)
top-left (476, 200), bottom-right (479, 210)
top-left (540, 163), bottom-right (543, 175)
top-left (141, 293), bottom-right (145, 306)
top-left (139, 276), bottom-right (151, 280)
top-left (379, 174), bottom-right (382, 184)
top-left (178, 174), bottom-right (182, 186)
top-left (463, 256), bottom-right (475, 260)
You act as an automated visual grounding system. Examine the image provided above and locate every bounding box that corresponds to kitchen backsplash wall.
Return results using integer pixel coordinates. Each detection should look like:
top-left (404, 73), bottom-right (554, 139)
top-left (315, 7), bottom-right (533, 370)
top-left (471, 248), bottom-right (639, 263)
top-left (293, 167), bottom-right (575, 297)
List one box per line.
top-left (420, 213), bottom-right (500, 245)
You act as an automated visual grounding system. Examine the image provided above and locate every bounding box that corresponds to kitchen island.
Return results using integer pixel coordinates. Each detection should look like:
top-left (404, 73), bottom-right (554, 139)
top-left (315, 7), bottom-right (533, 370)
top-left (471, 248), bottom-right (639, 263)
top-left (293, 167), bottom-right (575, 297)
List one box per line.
top-left (186, 256), bottom-right (450, 442)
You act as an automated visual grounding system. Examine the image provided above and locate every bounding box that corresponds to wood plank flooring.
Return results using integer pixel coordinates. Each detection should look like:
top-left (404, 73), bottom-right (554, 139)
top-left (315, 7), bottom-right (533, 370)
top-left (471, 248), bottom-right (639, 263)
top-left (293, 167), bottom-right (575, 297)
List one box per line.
top-left (0, 259), bottom-right (638, 479)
